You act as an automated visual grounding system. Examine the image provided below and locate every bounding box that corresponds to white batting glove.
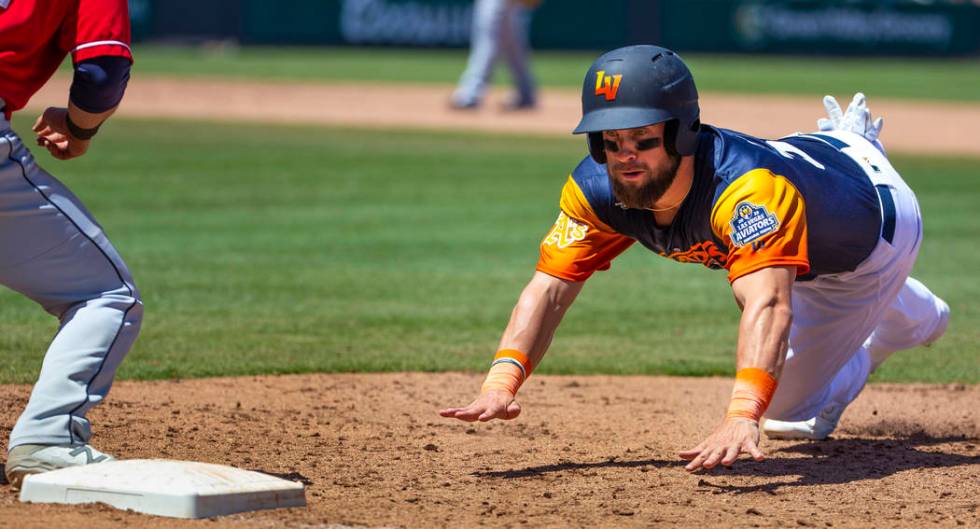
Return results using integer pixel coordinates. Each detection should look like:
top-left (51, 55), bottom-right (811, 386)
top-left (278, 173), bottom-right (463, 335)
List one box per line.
top-left (817, 93), bottom-right (884, 144)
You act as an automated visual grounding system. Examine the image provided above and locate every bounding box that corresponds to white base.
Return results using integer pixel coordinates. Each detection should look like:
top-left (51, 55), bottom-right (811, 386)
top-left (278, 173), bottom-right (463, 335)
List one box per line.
top-left (18, 459), bottom-right (306, 519)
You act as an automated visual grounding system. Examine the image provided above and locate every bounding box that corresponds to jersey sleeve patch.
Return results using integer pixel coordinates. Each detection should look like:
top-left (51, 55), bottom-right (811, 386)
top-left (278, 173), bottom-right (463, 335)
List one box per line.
top-left (542, 211), bottom-right (589, 249)
top-left (711, 169), bottom-right (810, 283)
top-left (729, 202), bottom-right (780, 247)
top-left (536, 176), bottom-right (634, 282)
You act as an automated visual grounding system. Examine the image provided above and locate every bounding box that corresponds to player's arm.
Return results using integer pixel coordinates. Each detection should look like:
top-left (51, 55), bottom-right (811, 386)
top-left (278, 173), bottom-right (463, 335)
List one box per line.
top-left (680, 169), bottom-right (808, 470)
top-left (730, 266), bottom-right (793, 381)
top-left (34, 57), bottom-right (131, 161)
top-left (499, 272), bottom-right (585, 372)
top-left (439, 272), bottom-right (584, 422)
top-left (679, 265), bottom-right (794, 470)
top-left (440, 176), bottom-right (634, 422)
top-left (35, 0), bottom-right (133, 160)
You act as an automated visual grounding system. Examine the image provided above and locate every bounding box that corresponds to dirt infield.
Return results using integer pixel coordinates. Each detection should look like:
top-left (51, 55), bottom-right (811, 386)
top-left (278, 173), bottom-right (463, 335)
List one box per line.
top-left (25, 76), bottom-right (980, 156)
top-left (1, 373), bottom-right (977, 528)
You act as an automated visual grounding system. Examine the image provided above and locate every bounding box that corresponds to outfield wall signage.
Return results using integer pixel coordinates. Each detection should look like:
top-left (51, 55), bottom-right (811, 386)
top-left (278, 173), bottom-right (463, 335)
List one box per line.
top-left (658, 0), bottom-right (977, 56)
top-left (734, 4), bottom-right (953, 50)
top-left (340, 0), bottom-right (472, 46)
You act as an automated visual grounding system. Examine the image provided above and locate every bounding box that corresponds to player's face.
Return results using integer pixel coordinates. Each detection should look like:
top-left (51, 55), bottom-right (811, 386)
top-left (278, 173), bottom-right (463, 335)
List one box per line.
top-left (602, 123), bottom-right (682, 209)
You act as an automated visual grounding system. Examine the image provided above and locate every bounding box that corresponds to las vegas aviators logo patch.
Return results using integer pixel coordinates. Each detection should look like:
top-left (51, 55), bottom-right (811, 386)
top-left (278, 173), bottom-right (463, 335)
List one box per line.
top-left (595, 70), bottom-right (622, 101)
top-left (729, 202), bottom-right (779, 247)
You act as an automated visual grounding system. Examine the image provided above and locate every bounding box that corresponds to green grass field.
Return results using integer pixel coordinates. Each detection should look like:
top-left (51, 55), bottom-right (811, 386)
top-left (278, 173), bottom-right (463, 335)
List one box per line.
top-left (0, 117), bottom-right (976, 385)
top-left (116, 45), bottom-right (980, 102)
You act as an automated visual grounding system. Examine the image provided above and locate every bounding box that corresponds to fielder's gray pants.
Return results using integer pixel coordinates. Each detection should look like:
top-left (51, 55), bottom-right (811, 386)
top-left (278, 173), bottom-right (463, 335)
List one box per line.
top-left (452, 0), bottom-right (537, 107)
top-left (1, 116), bottom-right (142, 450)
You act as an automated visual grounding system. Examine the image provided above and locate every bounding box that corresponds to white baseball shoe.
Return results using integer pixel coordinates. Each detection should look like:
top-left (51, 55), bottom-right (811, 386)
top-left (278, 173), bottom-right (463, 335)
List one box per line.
top-left (762, 402), bottom-right (845, 441)
top-left (5, 444), bottom-right (115, 490)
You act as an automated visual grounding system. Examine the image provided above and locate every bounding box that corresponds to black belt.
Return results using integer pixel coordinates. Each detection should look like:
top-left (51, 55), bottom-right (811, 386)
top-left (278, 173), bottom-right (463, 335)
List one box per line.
top-left (875, 184), bottom-right (896, 244)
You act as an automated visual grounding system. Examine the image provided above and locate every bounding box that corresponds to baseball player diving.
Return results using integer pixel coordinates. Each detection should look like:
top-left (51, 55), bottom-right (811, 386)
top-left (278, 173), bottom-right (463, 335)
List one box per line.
top-left (1, 0), bottom-right (141, 488)
top-left (440, 45), bottom-right (949, 472)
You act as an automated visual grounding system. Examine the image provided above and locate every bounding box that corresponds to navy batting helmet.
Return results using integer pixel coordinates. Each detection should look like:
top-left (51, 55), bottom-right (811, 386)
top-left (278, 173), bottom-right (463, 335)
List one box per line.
top-left (573, 45), bottom-right (701, 163)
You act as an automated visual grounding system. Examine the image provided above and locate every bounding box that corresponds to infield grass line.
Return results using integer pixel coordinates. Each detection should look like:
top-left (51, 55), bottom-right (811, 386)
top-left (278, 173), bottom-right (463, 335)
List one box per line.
top-left (0, 116), bottom-right (976, 384)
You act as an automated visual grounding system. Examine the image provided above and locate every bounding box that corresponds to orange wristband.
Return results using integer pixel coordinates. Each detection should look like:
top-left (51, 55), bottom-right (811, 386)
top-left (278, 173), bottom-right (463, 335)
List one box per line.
top-left (726, 367), bottom-right (778, 422)
top-left (480, 349), bottom-right (532, 395)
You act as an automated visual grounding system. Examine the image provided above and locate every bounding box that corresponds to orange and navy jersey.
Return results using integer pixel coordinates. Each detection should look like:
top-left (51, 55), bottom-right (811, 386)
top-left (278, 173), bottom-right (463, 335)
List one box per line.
top-left (0, 0), bottom-right (132, 116)
top-left (537, 126), bottom-right (883, 283)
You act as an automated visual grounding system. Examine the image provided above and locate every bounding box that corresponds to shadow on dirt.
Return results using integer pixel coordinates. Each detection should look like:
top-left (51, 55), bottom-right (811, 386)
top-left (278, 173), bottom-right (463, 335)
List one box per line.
top-left (248, 469), bottom-right (314, 486)
top-left (0, 464), bottom-right (6, 485)
top-left (471, 456), bottom-right (684, 479)
top-left (688, 434), bottom-right (978, 494)
top-left (473, 434), bottom-right (979, 494)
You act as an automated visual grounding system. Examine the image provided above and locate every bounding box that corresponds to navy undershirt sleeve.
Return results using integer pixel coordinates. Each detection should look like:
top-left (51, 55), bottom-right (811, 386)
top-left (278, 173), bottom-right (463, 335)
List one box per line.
top-left (69, 56), bottom-right (132, 113)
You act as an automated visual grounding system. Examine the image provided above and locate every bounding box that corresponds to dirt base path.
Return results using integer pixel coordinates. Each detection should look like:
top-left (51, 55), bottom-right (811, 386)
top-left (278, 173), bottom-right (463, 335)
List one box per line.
top-left (2, 373), bottom-right (977, 528)
top-left (25, 76), bottom-right (980, 156)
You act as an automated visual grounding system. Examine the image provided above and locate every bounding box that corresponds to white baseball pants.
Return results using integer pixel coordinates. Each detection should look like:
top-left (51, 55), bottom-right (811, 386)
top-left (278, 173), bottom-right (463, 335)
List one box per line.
top-left (765, 131), bottom-right (949, 422)
top-left (451, 0), bottom-right (537, 107)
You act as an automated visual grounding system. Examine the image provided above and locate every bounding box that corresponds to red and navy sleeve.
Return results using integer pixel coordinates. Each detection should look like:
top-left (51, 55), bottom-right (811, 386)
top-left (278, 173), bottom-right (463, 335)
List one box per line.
top-left (59, 0), bottom-right (133, 64)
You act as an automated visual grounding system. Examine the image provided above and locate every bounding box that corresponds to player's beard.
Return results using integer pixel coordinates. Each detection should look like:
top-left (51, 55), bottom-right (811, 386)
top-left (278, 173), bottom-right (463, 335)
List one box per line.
top-left (609, 153), bottom-right (682, 210)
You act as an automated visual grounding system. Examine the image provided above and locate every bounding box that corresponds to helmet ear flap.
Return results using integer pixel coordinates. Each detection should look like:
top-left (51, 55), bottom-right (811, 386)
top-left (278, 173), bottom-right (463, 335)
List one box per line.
top-left (663, 120), bottom-right (679, 157)
top-left (663, 118), bottom-right (701, 157)
top-left (587, 132), bottom-right (607, 164)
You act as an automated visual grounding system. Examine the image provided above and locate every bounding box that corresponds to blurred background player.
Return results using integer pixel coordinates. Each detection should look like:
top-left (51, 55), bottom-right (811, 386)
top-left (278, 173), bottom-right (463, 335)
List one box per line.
top-left (450, 0), bottom-right (540, 111)
top-left (1, 0), bottom-right (142, 488)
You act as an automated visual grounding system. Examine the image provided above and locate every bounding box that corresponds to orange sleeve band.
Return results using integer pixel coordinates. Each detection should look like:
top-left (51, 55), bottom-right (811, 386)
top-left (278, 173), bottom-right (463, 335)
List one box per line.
top-left (726, 367), bottom-right (778, 422)
top-left (481, 349), bottom-right (532, 396)
top-left (493, 349), bottom-right (532, 375)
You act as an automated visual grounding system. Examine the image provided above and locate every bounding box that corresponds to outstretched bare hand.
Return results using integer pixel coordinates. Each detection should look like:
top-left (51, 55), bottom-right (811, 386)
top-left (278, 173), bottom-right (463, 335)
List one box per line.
top-left (439, 390), bottom-right (522, 422)
top-left (678, 417), bottom-right (765, 472)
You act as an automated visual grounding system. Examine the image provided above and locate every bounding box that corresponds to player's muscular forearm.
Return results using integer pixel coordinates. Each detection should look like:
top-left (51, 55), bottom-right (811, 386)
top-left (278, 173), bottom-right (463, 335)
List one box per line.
top-left (731, 266), bottom-right (795, 376)
top-left (679, 266), bottom-right (795, 470)
top-left (498, 271), bottom-right (585, 369)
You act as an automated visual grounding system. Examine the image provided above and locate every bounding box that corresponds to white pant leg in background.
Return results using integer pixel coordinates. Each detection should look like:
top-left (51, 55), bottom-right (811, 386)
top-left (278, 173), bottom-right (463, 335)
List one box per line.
top-left (766, 131), bottom-right (947, 422)
top-left (497, 1), bottom-right (536, 106)
top-left (452, 0), bottom-right (533, 107)
top-left (1, 122), bottom-right (143, 450)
